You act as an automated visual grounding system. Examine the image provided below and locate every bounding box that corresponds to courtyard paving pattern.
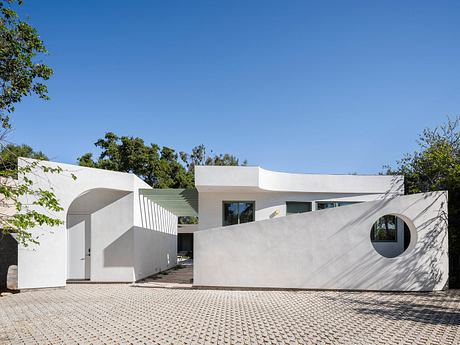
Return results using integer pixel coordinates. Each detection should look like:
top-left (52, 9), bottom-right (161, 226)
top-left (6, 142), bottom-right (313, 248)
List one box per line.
top-left (0, 284), bottom-right (459, 344)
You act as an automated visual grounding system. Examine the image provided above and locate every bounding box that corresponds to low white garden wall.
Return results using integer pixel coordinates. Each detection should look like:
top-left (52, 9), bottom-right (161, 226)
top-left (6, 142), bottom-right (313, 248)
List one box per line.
top-left (194, 192), bottom-right (448, 291)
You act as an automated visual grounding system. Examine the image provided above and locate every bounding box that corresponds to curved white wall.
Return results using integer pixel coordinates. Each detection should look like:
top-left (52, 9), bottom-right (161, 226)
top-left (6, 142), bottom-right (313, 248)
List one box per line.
top-left (258, 168), bottom-right (404, 194)
top-left (195, 166), bottom-right (404, 194)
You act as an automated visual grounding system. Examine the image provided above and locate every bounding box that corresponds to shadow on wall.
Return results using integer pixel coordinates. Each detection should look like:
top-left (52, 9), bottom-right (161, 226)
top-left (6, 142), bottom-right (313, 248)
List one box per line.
top-left (0, 234), bottom-right (17, 290)
top-left (68, 188), bottom-right (135, 272)
top-left (138, 194), bottom-right (177, 235)
top-left (103, 227), bottom-right (134, 267)
top-left (289, 175), bottom-right (404, 238)
top-left (103, 227), bottom-right (178, 276)
top-left (377, 175), bottom-right (405, 200)
top-left (68, 189), bottom-right (132, 215)
top-left (132, 226), bottom-right (178, 280)
top-left (320, 192), bottom-right (448, 291)
top-left (321, 292), bottom-right (460, 326)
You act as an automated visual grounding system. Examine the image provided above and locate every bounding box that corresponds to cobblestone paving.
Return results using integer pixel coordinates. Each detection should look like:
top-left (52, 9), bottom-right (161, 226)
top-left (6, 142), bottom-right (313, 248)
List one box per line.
top-left (0, 284), bottom-right (459, 344)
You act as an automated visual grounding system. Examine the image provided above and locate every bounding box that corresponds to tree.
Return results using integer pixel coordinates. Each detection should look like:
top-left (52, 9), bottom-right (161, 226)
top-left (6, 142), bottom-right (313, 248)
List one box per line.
top-left (180, 144), bottom-right (247, 182)
top-left (0, 0), bottom-right (53, 129)
top-left (78, 132), bottom-right (192, 188)
top-left (0, 143), bottom-right (47, 171)
top-left (0, 0), bottom-right (66, 246)
top-left (385, 116), bottom-right (460, 287)
top-left (78, 133), bottom-right (247, 188)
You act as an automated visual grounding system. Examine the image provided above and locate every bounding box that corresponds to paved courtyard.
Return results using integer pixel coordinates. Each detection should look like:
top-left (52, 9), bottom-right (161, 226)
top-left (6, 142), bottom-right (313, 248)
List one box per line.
top-left (0, 284), bottom-right (459, 345)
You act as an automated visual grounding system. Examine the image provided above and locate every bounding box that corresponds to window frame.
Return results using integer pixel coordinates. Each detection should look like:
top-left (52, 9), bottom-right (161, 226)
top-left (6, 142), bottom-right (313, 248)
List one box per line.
top-left (222, 201), bottom-right (255, 227)
top-left (370, 215), bottom-right (398, 243)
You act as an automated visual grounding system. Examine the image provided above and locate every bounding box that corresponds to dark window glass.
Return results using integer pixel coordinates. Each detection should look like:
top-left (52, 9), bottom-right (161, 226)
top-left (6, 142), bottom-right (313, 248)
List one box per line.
top-left (316, 202), bottom-right (336, 210)
top-left (238, 202), bottom-right (255, 224)
top-left (223, 202), bottom-right (239, 226)
top-left (286, 202), bottom-right (312, 215)
top-left (371, 215), bottom-right (398, 242)
top-left (337, 202), bottom-right (356, 207)
top-left (223, 201), bottom-right (255, 226)
top-left (316, 201), bottom-right (357, 210)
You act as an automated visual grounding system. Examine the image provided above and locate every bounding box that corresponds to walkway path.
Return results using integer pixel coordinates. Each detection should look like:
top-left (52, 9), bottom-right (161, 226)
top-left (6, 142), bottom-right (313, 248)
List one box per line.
top-left (0, 284), bottom-right (459, 344)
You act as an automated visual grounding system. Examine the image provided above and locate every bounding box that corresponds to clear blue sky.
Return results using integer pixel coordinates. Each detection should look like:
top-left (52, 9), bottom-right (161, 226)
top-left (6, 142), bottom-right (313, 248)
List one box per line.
top-left (9, 1), bottom-right (460, 174)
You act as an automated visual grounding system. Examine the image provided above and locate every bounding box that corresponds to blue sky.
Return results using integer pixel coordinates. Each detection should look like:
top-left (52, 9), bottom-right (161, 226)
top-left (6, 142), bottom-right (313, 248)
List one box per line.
top-left (9, 1), bottom-right (460, 174)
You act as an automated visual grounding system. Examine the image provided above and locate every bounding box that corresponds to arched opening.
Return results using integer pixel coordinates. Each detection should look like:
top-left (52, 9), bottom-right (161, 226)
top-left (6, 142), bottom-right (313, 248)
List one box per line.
top-left (67, 188), bottom-right (131, 281)
top-left (370, 214), bottom-right (415, 258)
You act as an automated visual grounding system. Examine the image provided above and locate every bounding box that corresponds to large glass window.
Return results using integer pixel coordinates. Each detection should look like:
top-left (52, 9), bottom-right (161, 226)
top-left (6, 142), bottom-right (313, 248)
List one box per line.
top-left (316, 201), bottom-right (357, 210)
top-left (286, 202), bottom-right (312, 215)
top-left (370, 215), bottom-right (398, 242)
top-left (222, 201), bottom-right (255, 226)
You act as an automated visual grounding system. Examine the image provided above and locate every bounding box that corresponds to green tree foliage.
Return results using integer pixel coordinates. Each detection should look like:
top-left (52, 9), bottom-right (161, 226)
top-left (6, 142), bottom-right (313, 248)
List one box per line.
top-left (0, 0), bottom-right (53, 129)
top-left (180, 144), bottom-right (247, 182)
top-left (386, 116), bottom-right (460, 285)
top-left (0, 143), bottom-right (47, 171)
top-left (78, 134), bottom-right (246, 188)
top-left (78, 132), bottom-right (192, 188)
top-left (0, 160), bottom-right (72, 245)
top-left (0, 0), bottom-right (67, 246)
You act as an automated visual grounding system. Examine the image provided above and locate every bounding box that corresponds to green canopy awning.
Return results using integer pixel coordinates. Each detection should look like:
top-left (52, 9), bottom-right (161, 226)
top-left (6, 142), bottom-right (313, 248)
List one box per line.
top-left (139, 188), bottom-right (198, 217)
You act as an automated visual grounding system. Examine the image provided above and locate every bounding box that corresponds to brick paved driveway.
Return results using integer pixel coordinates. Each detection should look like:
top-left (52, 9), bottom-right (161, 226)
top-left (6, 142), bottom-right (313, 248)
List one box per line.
top-left (0, 284), bottom-right (459, 344)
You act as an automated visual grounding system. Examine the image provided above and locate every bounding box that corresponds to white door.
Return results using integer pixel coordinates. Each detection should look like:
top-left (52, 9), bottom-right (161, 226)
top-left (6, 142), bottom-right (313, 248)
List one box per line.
top-left (67, 214), bottom-right (91, 280)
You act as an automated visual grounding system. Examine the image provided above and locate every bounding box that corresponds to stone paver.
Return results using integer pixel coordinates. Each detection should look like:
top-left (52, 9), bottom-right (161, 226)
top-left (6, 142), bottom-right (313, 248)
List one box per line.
top-left (0, 284), bottom-right (459, 344)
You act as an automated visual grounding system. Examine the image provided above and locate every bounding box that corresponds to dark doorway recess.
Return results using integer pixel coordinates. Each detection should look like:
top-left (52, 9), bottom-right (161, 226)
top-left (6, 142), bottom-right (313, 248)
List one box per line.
top-left (178, 233), bottom-right (193, 257)
top-left (0, 234), bottom-right (18, 290)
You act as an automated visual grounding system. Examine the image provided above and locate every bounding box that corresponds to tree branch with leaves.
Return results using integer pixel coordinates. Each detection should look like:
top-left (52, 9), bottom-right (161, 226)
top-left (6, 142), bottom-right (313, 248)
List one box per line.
top-left (0, 0), bottom-right (69, 246)
top-left (385, 116), bottom-right (460, 287)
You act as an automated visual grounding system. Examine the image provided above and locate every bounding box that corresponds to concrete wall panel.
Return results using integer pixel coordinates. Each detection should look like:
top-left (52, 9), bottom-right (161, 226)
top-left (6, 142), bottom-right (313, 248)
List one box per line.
top-left (195, 192), bottom-right (448, 291)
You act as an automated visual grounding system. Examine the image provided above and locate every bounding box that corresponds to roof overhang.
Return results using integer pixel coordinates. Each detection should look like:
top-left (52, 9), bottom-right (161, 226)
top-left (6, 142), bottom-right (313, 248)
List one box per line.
top-left (195, 166), bottom-right (405, 194)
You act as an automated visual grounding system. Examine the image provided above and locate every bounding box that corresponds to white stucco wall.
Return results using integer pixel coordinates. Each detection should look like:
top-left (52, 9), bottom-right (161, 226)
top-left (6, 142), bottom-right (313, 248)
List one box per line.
top-left (134, 194), bottom-right (177, 281)
top-left (18, 159), bottom-right (177, 289)
top-left (194, 192), bottom-right (448, 291)
top-left (90, 192), bottom-right (135, 282)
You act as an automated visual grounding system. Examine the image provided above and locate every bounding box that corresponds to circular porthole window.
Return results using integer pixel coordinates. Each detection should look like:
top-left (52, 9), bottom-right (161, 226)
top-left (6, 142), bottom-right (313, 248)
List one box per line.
top-left (370, 215), bottom-right (412, 258)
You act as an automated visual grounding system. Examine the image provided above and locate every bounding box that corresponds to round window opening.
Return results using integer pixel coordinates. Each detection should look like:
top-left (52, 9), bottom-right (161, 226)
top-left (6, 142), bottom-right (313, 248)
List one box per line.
top-left (370, 215), bottom-right (411, 258)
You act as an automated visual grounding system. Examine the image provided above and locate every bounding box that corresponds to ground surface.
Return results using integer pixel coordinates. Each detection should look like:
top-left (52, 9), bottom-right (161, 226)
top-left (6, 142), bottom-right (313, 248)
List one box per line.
top-left (0, 284), bottom-right (459, 345)
top-left (139, 262), bottom-right (193, 285)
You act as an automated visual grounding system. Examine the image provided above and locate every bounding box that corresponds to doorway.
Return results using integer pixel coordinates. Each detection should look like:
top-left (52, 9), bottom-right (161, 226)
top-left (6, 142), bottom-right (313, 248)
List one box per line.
top-left (67, 214), bottom-right (91, 280)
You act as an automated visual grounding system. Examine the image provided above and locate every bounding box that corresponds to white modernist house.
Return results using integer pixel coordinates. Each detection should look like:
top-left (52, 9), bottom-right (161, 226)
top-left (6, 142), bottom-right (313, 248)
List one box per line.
top-left (9, 160), bottom-right (448, 291)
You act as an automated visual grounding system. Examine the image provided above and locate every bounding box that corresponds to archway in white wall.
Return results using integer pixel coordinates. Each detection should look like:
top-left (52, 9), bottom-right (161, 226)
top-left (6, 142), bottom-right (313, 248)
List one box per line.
top-left (66, 188), bottom-right (131, 281)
